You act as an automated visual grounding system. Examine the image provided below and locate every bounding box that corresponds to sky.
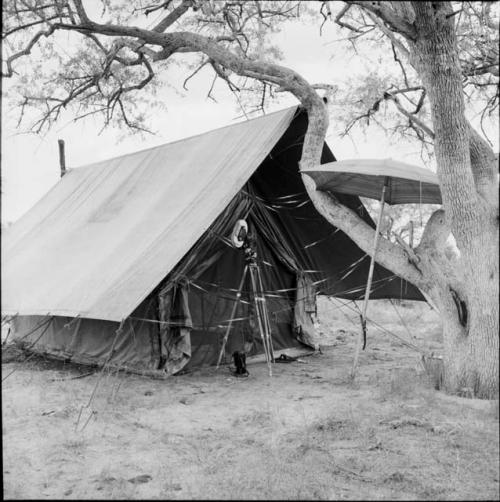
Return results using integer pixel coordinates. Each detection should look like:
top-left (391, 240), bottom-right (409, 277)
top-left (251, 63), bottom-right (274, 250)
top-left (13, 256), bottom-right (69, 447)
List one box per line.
top-left (1, 13), bottom-right (497, 225)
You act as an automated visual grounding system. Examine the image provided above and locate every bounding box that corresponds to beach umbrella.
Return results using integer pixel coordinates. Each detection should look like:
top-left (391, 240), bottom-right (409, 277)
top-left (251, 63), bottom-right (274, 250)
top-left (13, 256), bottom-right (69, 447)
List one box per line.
top-left (301, 158), bottom-right (441, 377)
top-left (302, 158), bottom-right (441, 205)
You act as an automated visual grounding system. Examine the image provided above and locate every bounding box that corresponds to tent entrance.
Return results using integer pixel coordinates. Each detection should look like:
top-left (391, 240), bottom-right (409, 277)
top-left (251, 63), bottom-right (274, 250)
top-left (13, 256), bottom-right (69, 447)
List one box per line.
top-left (216, 246), bottom-right (276, 375)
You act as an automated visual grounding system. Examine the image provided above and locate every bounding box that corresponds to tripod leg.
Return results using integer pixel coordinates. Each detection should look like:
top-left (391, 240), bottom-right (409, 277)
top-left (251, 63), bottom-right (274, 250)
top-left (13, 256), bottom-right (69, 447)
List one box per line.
top-left (261, 301), bottom-right (275, 362)
top-left (259, 301), bottom-right (273, 377)
top-left (216, 265), bottom-right (248, 369)
top-left (249, 265), bottom-right (273, 377)
top-left (249, 267), bottom-right (266, 358)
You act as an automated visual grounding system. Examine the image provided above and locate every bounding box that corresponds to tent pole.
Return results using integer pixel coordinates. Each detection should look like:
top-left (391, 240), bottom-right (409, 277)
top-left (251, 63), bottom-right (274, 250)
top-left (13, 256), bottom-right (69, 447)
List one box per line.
top-left (249, 263), bottom-right (273, 377)
top-left (58, 139), bottom-right (66, 178)
top-left (351, 179), bottom-right (388, 379)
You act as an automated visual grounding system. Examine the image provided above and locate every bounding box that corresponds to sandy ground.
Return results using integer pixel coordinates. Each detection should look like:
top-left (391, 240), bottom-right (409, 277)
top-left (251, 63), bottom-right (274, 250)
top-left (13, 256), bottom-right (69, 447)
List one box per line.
top-left (2, 299), bottom-right (499, 500)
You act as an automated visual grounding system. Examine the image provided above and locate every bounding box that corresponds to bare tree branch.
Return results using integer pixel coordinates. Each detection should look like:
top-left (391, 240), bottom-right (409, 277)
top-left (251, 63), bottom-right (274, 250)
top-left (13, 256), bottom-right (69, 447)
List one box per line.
top-left (72, 0), bottom-right (90, 24)
top-left (346, 1), bottom-right (417, 41)
top-left (362, 9), bottom-right (411, 60)
top-left (3, 24), bottom-right (57, 77)
top-left (2, 14), bottom-right (61, 37)
top-left (152, 0), bottom-right (193, 33)
top-left (383, 90), bottom-right (435, 138)
top-left (139, 1), bottom-right (173, 17)
top-left (334, 4), bottom-right (361, 32)
top-left (183, 58), bottom-right (209, 90)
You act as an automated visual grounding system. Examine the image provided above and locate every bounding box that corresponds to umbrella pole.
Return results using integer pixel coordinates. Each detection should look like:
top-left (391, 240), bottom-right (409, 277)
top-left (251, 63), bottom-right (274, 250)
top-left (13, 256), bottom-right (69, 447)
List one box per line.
top-left (351, 181), bottom-right (388, 379)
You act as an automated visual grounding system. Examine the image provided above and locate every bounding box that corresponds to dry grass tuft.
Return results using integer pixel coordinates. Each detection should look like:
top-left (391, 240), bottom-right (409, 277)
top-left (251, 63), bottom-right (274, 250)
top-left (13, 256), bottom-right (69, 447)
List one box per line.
top-left (232, 409), bottom-right (272, 427)
top-left (1, 344), bottom-right (28, 363)
top-left (488, 399), bottom-right (499, 420)
top-left (421, 354), bottom-right (444, 390)
top-left (62, 435), bottom-right (88, 450)
top-left (378, 367), bottom-right (431, 402)
top-left (314, 417), bottom-right (358, 438)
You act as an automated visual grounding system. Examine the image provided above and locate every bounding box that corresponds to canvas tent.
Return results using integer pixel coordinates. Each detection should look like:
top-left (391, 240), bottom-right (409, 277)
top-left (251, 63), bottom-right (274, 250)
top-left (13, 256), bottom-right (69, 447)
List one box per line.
top-left (2, 106), bottom-right (422, 375)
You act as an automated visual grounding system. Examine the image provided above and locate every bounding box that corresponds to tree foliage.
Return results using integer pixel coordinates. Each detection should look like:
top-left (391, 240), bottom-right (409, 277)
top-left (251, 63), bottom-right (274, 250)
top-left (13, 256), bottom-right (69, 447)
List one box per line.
top-left (3, 2), bottom-right (497, 149)
top-left (328, 1), bottom-right (498, 156)
top-left (3, 1), bottom-right (305, 132)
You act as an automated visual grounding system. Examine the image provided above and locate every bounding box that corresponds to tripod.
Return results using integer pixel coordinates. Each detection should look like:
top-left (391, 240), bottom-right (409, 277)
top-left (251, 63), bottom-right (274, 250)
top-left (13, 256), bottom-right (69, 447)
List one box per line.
top-left (216, 244), bottom-right (275, 377)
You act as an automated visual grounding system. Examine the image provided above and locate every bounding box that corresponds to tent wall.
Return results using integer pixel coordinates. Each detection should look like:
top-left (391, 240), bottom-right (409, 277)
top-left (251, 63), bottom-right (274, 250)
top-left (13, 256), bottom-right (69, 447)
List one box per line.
top-left (9, 188), bottom-right (305, 373)
top-left (11, 298), bottom-right (160, 371)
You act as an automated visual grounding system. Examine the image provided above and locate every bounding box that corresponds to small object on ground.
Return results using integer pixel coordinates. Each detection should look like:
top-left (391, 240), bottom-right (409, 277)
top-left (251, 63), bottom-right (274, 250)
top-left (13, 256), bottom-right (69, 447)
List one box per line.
top-left (274, 353), bottom-right (297, 363)
top-left (165, 483), bottom-right (182, 491)
top-left (99, 476), bottom-right (116, 483)
top-left (384, 471), bottom-right (405, 483)
top-left (128, 474), bottom-right (152, 484)
top-left (41, 410), bottom-right (55, 416)
top-left (380, 417), bottom-right (431, 430)
top-left (144, 390), bottom-right (154, 396)
top-left (368, 439), bottom-right (383, 450)
top-left (296, 395), bottom-right (323, 400)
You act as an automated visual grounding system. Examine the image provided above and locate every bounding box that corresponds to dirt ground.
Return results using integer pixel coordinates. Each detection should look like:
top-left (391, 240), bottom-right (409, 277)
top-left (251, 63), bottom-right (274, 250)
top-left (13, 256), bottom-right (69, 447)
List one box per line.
top-left (2, 298), bottom-right (499, 500)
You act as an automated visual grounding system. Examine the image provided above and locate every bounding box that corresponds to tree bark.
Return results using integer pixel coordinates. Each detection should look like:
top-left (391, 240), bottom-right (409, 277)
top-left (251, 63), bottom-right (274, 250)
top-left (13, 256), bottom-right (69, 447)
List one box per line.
top-left (408, 2), bottom-right (499, 398)
top-left (429, 271), bottom-right (499, 399)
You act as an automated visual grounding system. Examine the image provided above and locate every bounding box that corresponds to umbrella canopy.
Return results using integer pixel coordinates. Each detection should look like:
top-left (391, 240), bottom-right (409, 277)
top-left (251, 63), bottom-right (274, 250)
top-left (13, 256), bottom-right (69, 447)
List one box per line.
top-left (301, 158), bottom-right (442, 205)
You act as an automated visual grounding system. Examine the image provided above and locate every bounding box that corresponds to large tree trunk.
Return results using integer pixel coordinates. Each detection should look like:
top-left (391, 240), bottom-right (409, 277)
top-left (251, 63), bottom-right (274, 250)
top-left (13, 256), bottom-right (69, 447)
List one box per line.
top-left (454, 234), bottom-right (499, 398)
top-left (409, 2), bottom-right (499, 399)
top-left (427, 269), bottom-right (499, 399)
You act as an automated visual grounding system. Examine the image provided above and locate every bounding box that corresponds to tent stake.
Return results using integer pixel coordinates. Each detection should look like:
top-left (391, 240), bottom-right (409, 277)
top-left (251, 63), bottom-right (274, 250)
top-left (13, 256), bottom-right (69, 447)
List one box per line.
top-left (351, 179), bottom-right (388, 379)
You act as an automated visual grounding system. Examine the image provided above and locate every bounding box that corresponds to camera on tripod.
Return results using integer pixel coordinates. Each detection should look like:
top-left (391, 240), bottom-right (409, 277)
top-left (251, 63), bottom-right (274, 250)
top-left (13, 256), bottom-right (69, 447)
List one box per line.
top-left (231, 219), bottom-right (258, 264)
top-left (216, 218), bottom-right (275, 376)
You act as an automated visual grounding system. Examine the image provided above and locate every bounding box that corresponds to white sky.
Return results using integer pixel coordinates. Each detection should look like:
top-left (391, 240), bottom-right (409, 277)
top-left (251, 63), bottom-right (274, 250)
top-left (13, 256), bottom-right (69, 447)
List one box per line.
top-left (1, 17), bottom-right (497, 224)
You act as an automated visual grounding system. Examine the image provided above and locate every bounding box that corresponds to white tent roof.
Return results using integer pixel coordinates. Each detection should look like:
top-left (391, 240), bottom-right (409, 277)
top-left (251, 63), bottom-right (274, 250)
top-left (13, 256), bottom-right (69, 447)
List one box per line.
top-left (2, 107), bottom-right (297, 322)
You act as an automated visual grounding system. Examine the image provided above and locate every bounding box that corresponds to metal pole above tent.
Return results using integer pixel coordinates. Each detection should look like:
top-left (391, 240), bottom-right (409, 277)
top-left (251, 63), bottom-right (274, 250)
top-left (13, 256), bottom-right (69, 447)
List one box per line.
top-left (58, 139), bottom-right (66, 178)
